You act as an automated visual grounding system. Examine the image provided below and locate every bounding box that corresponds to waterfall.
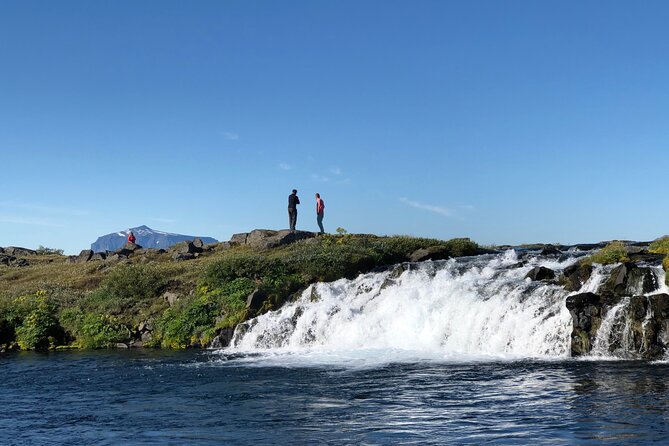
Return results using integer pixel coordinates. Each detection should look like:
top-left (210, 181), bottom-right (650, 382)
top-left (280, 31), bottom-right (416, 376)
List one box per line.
top-left (224, 250), bottom-right (669, 362)
top-left (229, 251), bottom-right (578, 359)
top-left (590, 297), bottom-right (631, 357)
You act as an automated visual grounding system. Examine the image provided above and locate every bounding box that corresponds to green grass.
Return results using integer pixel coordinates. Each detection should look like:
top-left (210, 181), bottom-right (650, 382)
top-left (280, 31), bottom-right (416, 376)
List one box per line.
top-left (649, 237), bottom-right (669, 255)
top-left (580, 241), bottom-right (630, 266)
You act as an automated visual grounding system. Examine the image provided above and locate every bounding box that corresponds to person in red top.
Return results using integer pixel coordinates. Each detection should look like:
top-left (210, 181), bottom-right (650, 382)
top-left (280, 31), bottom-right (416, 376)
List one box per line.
top-left (315, 193), bottom-right (325, 233)
top-left (128, 231), bottom-right (136, 244)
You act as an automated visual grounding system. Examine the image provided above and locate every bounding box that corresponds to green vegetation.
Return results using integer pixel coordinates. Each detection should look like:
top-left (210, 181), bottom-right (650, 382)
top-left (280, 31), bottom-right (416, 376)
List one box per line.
top-left (0, 233), bottom-right (480, 351)
top-left (580, 241), bottom-right (630, 266)
top-left (35, 245), bottom-right (65, 256)
top-left (649, 237), bottom-right (669, 255)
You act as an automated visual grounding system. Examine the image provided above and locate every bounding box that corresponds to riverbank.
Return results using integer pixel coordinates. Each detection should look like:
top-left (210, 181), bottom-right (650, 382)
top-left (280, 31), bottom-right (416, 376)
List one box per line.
top-left (0, 230), bottom-right (481, 351)
top-left (3, 231), bottom-right (669, 356)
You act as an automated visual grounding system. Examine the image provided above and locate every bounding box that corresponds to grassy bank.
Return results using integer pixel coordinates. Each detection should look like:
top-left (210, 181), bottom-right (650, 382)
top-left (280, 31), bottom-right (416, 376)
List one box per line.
top-left (0, 233), bottom-right (479, 351)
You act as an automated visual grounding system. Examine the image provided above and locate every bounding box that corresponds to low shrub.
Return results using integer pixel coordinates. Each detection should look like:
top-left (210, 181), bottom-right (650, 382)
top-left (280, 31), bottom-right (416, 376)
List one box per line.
top-left (649, 237), bottom-right (669, 255)
top-left (581, 241), bottom-right (630, 266)
top-left (60, 309), bottom-right (130, 349)
top-left (14, 292), bottom-right (64, 350)
top-left (85, 263), bottom-right (167, 317)
top-left (35, 245), bottom-right (64, 256)
top-left (202, 253), bottom-right (287, 288)
top-left (155, 278), bottom-right (255, 348)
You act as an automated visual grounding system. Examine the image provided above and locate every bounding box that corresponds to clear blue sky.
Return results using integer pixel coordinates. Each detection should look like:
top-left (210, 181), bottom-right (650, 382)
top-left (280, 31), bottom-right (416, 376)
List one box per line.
top-left (1, 1), bottom-right (668, 254)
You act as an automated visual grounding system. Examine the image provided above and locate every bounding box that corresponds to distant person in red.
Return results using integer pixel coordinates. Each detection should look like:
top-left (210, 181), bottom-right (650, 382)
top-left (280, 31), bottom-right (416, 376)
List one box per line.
top-left (315, 193), bottom-right (325, 233)
top-left (128, 231), bottom-right (136, 244)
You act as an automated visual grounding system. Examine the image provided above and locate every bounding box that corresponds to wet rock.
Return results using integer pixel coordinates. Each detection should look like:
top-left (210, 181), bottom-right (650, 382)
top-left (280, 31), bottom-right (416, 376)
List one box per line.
top-left (628, 252), bottom-right (665, 265)
top-left (540, 245), bottom-right (562, 256)
top-left (209, 327), bottom-right (236, 349)
top-left (562, 263), bottom-right (593, 292)
top-left (566, 293), bottom-right (602, 356)
top-left (566, 292), bottom-right (669, 359)
top-left (525, 266), bottom-right (556, 281)
top-left (309, 286), bottom-right (321, 302)
top-left (599, 263), bottom-right (658, 297)
top-left (246, 289), bottom-right (267, 311)
top-left (409, 246), bottom-right (452, 262)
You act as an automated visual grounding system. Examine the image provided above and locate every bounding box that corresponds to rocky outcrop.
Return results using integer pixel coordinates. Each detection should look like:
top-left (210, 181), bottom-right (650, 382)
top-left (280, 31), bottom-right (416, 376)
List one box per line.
top-left (230, 229), bottom-right (316, 250)
top-left (540, 245), bottom-right (562, 256)
top-left (566, 292), bottom-right (602, 356)
top-left (525, 266), bottom-right (555, 281)
top-left (90, 252), bottom-right (107, 261)
top-left (562, 263), bottom-right (593, 292)
top-left (0, 254), bottom-right (29, 267)
top-left (169, 239), bottom-right (207, 261)
top-left (78, 249), bottom-right (94, 263)
top-left (409, 246), bottom-right (452, 262)
top-left (599, 262), bottom-right (657, 297)
top-left (208, 327), bottom-right (236, 349)
top-left (2, 247), bottom-right (36, 256)
top-left (246, 289), bottom-right (268, 311)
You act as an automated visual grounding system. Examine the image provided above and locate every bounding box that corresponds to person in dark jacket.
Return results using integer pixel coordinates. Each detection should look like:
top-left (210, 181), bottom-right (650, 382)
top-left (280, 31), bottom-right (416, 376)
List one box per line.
top-left (315, 193), bottom-right (325, 233)
top-left (288, 189), bottom-right (300, 230)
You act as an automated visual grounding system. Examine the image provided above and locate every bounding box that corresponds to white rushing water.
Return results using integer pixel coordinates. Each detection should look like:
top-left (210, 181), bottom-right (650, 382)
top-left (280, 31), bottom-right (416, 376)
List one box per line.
top-left (228, 251), bottom-right (582, 362)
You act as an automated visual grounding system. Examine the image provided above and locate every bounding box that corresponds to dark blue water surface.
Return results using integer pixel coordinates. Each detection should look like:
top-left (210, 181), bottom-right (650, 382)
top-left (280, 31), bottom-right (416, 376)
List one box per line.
top-left (2, 350), bottom-right (669, 445)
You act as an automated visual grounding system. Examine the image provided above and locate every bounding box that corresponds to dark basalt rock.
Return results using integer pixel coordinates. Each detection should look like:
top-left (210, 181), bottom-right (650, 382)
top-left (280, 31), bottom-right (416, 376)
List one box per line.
top-left (525, 266), bottom-right (556, 281)
top-left (171, 240), bottom-right (204, 256)
top-left (566, 293), bottom-right (602, 356)
top-left (246, 289), bottom-right (268, 311)
top-left (599, 262), bottom-right (658, 297)
top-left (122, 242), bottom-right (143, 252)
top-left (77, 249), bottom-right (94, 263)
top-left (628, 252), bottom-right (665, 265)
top-left (562, 263), bottom-right (593, 292)
top-left (14, 258), bottom-right (29, 267)
top-left (2, 246), bottom-right (36, 256)
top-left (209, 327), bottom-right (236, 349)
top-left (230, 229), bottom-right (316, 250)
top-left (409, 246), bottom-right (452, 263)
top-left (172, 252), bottom-right (195, 262)
top-left (566, 291), bottom-right (669, 359)
top-left (106, 253), bottom-right (127, 263)
top-left (540, 245), bottom-right (562, 256)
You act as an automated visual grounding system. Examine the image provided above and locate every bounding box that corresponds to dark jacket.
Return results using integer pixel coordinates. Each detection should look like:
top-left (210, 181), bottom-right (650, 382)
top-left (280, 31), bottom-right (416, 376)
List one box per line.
top-left (288, 193), bottom-right (300, 209)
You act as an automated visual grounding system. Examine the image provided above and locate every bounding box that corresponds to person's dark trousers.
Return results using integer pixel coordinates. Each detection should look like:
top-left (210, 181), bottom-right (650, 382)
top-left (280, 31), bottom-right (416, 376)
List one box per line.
top-left (288, 209), bottom-right (297, 230)
top-left (317, 213), bottom-right (324, 233)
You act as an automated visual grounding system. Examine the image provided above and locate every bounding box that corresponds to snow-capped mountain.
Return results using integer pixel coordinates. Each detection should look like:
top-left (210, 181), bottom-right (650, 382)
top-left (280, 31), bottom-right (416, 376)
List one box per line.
top-left (90, 225), bottom-right (218, 252)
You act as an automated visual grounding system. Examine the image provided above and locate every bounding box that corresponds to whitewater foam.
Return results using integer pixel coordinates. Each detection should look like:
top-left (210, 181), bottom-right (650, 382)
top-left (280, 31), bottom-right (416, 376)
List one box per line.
top-left (227, 253), bottom-right (579, 362)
